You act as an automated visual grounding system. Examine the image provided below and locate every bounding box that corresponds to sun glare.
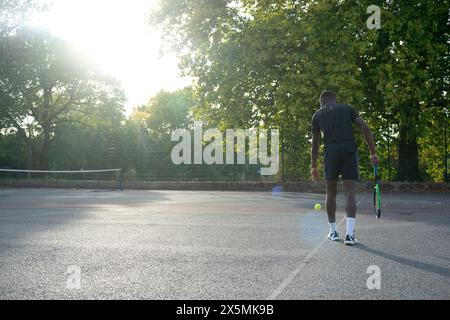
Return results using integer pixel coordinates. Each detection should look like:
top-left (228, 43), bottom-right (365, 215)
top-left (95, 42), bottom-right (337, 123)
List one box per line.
top-left (30, 0), bottom-right (191, 114)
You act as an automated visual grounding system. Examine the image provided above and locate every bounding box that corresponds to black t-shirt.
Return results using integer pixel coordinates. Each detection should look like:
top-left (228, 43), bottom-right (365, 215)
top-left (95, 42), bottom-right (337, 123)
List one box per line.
top-left (311, 103), bottom-right (358, 145)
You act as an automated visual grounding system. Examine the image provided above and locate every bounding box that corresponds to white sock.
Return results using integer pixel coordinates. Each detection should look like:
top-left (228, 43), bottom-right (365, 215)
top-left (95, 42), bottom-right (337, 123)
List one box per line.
top-left (346, 218), bottom-right (355, 236)
top-left (328, 222), bottom-right (336, 234)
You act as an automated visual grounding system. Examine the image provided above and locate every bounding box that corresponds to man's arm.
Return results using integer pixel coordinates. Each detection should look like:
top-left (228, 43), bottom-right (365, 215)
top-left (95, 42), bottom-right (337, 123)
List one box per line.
top-left (311, 132), bottom-right (321, 181)
top-left (353, 116), bottom-right (379, 165)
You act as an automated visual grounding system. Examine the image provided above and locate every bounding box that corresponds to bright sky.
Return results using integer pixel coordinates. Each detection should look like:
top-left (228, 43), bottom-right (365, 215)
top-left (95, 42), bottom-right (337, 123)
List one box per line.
top-left (30, 0), bottom-right (191, 115)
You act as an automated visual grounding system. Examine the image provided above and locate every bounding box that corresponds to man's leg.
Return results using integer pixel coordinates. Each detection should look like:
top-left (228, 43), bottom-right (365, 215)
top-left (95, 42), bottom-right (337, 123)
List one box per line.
top-left (341, 142), bottom-right (359, 244)
top-left (343, 180), bottom-right (356, 218)
top-left (326, 180), bottom-right (338, 223)
top-left (326, 180), bottom-right (339, 239)
top-left (324, 144), bottom-right (340, 239)
top-left (343, 180), bottom-right (357, 244)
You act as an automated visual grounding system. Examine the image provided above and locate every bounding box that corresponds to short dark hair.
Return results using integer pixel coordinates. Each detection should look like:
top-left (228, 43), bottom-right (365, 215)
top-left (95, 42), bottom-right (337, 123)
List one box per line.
top-left (320, 90), bottom-right (336, 107)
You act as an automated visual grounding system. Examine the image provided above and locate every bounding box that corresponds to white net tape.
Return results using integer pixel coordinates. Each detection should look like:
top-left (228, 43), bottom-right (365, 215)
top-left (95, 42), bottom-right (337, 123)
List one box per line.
top-left (0, 169), bottom-right (121, 174)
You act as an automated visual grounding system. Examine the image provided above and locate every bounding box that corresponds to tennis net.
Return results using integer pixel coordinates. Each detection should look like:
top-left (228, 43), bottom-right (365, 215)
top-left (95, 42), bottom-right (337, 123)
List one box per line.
top-left (0, 168), bottom-right (123, 189)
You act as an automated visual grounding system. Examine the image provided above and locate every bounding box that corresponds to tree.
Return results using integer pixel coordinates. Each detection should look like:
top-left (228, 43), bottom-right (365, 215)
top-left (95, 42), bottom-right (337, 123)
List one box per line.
top-left (151, 0), bottom-right (449, 181)
top-left (0, 28), bottom-right (126, 169)
top-left (0, 0), bottom-right (47, 129)
top-left (139, 88), bottom-right (194, 137)
top-left (125, 88), bottom-right (194, 179)
top-left (358, 0), bottom-right (449, 181)
top-left (151, 0), bottom-right (366, 179)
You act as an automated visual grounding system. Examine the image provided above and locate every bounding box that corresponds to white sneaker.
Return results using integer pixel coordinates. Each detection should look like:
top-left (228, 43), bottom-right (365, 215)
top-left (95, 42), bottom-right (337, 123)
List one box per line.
top-left (344, 234), bottom-right (358, 245)
top-left (328, 231), bottom-right (340, 241)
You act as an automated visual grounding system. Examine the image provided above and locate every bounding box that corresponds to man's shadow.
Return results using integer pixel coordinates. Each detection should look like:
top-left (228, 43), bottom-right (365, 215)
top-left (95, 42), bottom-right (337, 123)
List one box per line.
top-left (353, 244), bottom-right (450, 278)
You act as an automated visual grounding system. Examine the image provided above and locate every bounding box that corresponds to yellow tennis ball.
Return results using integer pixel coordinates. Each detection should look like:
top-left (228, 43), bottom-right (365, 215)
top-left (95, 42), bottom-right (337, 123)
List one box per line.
top-left (314, 203), bottom-right (321, 210)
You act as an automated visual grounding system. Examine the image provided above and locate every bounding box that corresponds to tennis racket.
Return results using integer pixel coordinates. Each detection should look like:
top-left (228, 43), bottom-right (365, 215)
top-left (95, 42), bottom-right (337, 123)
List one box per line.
top-left (373, 165), bottom-right (381, 219)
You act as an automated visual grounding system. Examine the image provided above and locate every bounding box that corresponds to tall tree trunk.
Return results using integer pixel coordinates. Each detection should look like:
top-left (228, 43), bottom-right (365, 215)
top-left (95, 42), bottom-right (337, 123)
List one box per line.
top-left (397, 119), bottom-right (421, 181)
top-left (38, 88), bottom-right (53, 170)
top-left (39, 125), bottom-right (51, 170)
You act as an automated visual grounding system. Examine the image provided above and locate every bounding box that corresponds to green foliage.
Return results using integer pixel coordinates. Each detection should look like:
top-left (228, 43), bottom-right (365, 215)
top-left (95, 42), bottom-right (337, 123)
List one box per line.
top-left (151, 0), bottom-right (449, 182)
top-left (0, 1), bottom-right (448, 182)
top-left (124, 89), bottom-right (194, 179)
top-left (0, 27), bottom-right (126, 169)
top-left (139, 88), bottom-right (194, 136)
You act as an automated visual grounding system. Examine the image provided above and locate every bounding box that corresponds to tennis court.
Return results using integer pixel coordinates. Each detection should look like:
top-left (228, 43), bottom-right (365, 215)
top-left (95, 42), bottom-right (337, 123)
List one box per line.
top-left (0, 188), bottom-right (448, 299)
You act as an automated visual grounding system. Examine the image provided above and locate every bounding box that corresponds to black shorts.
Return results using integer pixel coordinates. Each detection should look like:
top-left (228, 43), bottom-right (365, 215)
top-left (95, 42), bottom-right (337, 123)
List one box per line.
top-left (324, 142), bottom-right (359, 180)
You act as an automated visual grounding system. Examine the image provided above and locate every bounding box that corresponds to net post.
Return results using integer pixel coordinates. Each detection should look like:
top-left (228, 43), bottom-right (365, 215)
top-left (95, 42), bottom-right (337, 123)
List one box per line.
top-left (117, 168), bottom-right (123, 191)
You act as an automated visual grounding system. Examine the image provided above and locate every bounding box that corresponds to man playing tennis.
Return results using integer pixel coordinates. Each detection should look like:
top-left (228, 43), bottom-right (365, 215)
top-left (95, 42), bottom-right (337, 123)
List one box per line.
top-left (311, 90), bottom-right (378, 245)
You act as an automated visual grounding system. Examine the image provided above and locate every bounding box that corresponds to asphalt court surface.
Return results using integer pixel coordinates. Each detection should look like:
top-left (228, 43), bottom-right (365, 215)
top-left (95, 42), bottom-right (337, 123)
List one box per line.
top-left (0, 188), bottom-right (449, 299)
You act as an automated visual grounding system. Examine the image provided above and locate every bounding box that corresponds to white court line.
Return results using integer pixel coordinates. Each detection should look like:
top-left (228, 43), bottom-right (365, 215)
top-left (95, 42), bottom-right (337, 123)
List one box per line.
top-left (268, 195), bottom-right (366, 300)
